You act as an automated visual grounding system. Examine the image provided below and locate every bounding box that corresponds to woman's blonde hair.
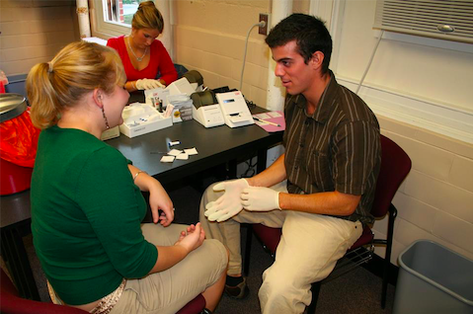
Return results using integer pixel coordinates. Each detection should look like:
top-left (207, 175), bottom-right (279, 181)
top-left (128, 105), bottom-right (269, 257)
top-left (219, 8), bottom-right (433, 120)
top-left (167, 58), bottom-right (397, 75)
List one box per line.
top-left (26, 41), bottom-right (126, 129)
top-left (132, 1), bottom-right (164, 33)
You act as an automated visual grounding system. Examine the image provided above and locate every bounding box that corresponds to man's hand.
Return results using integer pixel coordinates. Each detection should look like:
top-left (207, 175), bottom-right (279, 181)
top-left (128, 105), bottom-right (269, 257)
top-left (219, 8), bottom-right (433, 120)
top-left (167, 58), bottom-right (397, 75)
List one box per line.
top-left (135, 78), bottom-right (164, 90)
top-left (204, 179), bottom-right (249, 222)
top-left (241, 187), bottom-right (280, 211)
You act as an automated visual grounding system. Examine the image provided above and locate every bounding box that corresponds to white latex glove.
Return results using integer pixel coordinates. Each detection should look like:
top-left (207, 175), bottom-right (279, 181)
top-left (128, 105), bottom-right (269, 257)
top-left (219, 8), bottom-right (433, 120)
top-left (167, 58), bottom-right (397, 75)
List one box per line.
top-left (135, 78), bottom-right (164, 90)
top-left (205, 179), bottom-right (249, 222)
top-left (241, 187), bottom-right (281, 211)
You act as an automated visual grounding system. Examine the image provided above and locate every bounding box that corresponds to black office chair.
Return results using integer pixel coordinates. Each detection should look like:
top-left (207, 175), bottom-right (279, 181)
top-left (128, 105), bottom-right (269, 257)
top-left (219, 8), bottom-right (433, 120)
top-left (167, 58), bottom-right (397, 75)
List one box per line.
top-left (243, 134), bottom-right (412, 313)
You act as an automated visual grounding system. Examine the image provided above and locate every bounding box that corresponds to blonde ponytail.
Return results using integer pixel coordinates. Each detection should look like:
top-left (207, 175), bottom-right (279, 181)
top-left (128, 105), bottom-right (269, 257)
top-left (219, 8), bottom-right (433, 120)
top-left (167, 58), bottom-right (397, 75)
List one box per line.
top-left (27, 62), bottom-right (62, 129)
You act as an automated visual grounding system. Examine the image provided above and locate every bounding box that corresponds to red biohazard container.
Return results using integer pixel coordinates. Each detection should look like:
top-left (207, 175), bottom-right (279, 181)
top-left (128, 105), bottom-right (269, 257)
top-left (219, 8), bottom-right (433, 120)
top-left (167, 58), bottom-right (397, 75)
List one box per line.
top-left (0, 93), bottom-right (40, 195)
top-left (0, 158), bottom-right (33, 195)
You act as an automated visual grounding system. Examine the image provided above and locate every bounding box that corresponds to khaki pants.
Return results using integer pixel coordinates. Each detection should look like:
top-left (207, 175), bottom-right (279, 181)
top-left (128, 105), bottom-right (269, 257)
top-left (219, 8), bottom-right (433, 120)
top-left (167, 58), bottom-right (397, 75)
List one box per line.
top-left (110, 223), bottom-right (227, 314)
top-left (199, 182), bottom-right (362, 314)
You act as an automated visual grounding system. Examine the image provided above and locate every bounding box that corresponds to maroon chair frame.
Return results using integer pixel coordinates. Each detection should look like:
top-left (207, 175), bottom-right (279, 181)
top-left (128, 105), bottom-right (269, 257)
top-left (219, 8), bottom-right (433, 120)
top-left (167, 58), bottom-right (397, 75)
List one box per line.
top-left (1, 268), bottom-right (205, 314)
top-left (243, 134), bottom-right (412, 313)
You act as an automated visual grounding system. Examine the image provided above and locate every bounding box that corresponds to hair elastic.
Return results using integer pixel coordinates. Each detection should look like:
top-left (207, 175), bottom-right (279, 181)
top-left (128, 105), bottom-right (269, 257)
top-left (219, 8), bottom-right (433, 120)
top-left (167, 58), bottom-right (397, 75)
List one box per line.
top-left (47, 62), bottom-right (53, 73)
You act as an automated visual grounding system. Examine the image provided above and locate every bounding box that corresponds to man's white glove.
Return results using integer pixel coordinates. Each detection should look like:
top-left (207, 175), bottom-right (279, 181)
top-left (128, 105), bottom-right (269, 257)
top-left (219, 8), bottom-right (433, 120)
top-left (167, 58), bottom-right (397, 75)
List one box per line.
top-left (241, 187), bottom-right (281, 211)
top-left (135, 78), bottom-right (164, 90)
top-left (205, 179), bottom-right (249, 222)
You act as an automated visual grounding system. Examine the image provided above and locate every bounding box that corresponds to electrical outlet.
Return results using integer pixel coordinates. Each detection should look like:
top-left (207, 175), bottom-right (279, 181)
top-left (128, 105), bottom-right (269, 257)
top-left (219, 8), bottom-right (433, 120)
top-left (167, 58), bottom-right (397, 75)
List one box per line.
top-left (259, 13), bottom-right (269, 35)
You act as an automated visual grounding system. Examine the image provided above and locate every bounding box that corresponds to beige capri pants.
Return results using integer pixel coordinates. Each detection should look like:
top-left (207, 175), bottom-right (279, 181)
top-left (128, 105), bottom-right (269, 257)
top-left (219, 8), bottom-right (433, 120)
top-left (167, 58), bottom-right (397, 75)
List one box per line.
top-left (110, 223), bottom-right (228, 314)
top-left (199, 182), bottom-right (362, 314)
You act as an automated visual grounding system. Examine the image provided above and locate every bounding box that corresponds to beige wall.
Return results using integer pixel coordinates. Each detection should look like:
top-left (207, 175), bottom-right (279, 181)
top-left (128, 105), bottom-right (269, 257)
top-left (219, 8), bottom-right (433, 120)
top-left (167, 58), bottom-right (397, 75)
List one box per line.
top-left (174, 0), bottom-right (270, 107)
top-left (377, 117), bottom-right (473, 262)
top-left (174, 0), bottom-right (309, 107)
top-left (2, 0), bottom-right (471, 266)
top-left (174, 0), bottom-right (472, 264)
top-left (0, 0), bottom-right (79, 77)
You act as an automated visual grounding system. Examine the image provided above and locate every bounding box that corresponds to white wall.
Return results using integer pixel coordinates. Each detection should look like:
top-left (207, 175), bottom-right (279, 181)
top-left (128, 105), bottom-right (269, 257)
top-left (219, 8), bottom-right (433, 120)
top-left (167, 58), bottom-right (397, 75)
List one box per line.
top-left (331, 0), bottom-right (473, 263)
top-left (335, 1), bottom-right (472, 113)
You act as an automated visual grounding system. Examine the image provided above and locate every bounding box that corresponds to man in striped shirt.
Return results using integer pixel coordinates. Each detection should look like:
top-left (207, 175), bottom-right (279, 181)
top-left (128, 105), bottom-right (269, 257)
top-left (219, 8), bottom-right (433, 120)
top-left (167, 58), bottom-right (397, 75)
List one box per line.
top-left (200, 13), bottom-right (381, 314)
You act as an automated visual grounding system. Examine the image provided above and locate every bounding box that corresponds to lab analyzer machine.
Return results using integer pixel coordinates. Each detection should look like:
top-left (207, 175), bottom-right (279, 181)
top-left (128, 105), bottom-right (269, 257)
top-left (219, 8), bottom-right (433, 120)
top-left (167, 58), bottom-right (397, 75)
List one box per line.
top-left (216, 91), bottom-right (254, 128)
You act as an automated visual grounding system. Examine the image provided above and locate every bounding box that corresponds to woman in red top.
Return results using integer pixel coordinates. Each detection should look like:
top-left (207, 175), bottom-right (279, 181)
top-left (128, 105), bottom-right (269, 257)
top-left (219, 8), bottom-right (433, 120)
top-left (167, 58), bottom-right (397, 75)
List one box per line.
top-left (107, 1), bottom-right (177, 92)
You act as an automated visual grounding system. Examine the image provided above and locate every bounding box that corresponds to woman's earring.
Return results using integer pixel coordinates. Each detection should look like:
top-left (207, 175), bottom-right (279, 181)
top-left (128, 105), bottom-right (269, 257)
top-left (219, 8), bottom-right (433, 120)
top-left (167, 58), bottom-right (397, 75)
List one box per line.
top-left (101, 106), bottom-right (110, 129)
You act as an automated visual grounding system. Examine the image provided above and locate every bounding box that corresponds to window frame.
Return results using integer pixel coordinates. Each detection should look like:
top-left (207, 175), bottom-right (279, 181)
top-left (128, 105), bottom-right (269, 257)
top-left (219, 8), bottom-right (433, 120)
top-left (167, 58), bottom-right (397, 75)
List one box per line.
top-left (90, 0), bottom-right (133, 39)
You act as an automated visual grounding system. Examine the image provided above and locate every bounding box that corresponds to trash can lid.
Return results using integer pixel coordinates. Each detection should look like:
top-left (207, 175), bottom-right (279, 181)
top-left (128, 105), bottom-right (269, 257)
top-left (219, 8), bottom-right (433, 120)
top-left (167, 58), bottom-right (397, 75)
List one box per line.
top-left (0, 93), bottom-right (27, 123)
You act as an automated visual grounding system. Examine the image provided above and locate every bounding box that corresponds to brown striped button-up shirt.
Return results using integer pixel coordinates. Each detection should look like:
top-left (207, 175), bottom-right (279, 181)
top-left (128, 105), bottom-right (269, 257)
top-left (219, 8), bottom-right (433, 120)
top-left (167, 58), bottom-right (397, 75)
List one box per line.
top-left (283, 71), bottom-right (381, 226)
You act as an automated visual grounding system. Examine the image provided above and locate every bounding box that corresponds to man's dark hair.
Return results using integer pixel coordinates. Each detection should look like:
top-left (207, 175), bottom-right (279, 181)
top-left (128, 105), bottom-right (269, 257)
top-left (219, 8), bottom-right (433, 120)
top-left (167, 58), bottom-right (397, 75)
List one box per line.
top-left (265, 13), bottom-right (332, 74)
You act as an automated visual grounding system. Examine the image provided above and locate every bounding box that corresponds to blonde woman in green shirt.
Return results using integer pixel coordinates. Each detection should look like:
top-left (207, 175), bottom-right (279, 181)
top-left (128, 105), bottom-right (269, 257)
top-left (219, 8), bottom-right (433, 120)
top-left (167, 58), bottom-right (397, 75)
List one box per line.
top-left (27, 41), bottom-right (227, 314)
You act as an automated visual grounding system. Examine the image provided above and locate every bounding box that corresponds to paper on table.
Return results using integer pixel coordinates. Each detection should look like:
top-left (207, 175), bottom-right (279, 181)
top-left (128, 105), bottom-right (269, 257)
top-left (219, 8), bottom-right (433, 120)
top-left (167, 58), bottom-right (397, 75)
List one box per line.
top-left (253, 111), bottom-right (285, 133)
top-left (168, 149), bottom-right (182, 156)
top-left (160, 147), bottom-right (198, 163)
top-left (176, 153), bottom-right (189, 160)
top-left (184, 147), bottom-right (198, 155)
top-left (160, 156), bottom-right (175, 163)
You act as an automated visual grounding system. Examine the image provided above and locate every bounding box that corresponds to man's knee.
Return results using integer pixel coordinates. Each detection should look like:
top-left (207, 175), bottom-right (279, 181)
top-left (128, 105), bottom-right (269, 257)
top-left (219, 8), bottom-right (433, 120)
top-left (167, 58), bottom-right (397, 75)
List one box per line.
top-left (201, 183), bottom-right (221, 205)
top-left (260, 265), bottom-right (303, 300)
top-left (259, 265), bottom-right (312, 313)
top-left (200, 184), bottom-right (217, 216)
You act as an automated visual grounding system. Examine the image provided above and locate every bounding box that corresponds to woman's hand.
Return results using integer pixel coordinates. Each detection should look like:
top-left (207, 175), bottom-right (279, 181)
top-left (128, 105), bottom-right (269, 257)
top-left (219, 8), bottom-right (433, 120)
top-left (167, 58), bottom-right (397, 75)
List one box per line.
top-left (129, 165), bottom-right (174, 226)
top-left (135, 79), bottom-right (164, 90)
top-left (149, 223), bottom-right (205, 273)
top-left (148, 180), bottom-right (174, 226)
top-left (175, 223), bottom-right (205, 253)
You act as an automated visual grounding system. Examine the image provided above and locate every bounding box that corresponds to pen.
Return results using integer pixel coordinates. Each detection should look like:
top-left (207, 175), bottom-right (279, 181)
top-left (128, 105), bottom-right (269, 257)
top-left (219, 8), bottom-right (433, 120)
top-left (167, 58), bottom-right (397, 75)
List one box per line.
top-left (253, 117), bottom-right (281, 127)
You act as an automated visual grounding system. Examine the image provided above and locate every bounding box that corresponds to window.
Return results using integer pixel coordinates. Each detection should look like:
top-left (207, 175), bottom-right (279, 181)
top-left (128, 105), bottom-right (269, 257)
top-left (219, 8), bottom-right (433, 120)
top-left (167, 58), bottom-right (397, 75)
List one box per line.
top-left (90, 0), bottom-right (150, 39)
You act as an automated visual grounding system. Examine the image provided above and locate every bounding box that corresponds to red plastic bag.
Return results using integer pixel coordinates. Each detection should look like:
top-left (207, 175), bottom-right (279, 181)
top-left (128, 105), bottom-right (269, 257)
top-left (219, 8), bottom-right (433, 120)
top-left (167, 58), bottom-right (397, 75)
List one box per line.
top-left (0, 107), bottom-right (40, 168)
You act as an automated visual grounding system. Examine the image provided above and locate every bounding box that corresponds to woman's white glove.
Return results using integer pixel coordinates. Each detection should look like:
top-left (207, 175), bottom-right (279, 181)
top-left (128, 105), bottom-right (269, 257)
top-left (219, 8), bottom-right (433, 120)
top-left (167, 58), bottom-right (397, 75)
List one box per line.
top-left (205, 179), bottom-right (249, 222)
top-left (135, 78), bottom-right (164, 90)
top-left (241, 187), bottom-right (281, 211)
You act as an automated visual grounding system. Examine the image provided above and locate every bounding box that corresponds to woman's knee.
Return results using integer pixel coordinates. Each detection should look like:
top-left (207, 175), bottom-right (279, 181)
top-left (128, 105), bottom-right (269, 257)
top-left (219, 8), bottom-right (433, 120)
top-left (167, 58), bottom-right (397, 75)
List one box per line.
top-left (205, 239), bottom-right (228, 271)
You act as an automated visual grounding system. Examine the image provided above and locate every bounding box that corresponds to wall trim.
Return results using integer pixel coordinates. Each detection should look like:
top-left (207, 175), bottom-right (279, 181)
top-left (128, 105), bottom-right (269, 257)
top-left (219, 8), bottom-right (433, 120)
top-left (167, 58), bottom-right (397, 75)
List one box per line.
top-left (338, 77), bottom-right (473, 145)
top-left (373, 30), bottom-right (473, 54)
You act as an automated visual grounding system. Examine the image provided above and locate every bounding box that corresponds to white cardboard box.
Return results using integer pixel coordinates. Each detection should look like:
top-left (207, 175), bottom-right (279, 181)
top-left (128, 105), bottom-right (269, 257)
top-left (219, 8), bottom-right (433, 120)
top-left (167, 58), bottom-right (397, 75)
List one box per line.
top-left (101, 126), bottom-right (120, 141)
top-left (119, 103), bottom-right (172, 138)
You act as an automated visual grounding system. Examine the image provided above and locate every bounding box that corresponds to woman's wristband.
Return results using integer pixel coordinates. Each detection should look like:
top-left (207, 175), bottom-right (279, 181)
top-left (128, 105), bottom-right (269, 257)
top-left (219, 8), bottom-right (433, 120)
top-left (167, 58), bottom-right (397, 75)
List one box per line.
top-left (133, 171), bottom-right (147, 181)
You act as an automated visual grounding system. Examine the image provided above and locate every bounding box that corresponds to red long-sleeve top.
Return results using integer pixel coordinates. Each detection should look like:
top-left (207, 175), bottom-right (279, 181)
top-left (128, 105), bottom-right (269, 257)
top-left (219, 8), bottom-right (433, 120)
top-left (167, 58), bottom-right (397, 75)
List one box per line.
top-left (107, 35), bottom-right (177, 85)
